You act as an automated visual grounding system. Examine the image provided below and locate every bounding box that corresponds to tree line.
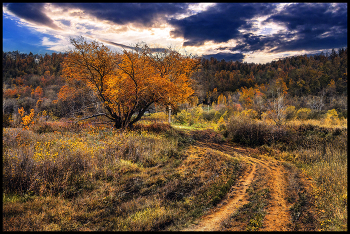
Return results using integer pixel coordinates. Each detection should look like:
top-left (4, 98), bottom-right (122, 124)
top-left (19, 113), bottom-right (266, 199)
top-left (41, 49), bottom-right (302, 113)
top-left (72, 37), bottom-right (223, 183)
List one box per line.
top-left (2, 42), bottom-right (347, 128)
top-left (193, 48), bottom-right (347, 104)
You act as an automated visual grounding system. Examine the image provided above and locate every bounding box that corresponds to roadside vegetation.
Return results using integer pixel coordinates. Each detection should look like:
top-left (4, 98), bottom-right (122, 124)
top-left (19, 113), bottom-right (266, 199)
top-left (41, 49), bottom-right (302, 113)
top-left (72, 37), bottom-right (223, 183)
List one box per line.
top-left (3, 103), bottom-right (347, 230)
top-left (171, 103), bottom-right (347, 231)
top-left (3, 119), bottom-right (247, 231)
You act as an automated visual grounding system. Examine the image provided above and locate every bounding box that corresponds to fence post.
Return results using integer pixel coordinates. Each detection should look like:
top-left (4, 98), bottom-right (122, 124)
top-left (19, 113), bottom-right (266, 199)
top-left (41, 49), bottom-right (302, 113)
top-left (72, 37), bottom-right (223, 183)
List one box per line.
top-left (168, 105), bottom-right (171, 123)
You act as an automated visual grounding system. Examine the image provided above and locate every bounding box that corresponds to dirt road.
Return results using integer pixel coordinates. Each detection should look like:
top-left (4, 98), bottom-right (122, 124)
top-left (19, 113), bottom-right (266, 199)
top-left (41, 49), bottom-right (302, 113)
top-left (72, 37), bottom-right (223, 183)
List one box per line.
top-left (182, 141), bottom-right (315, 231)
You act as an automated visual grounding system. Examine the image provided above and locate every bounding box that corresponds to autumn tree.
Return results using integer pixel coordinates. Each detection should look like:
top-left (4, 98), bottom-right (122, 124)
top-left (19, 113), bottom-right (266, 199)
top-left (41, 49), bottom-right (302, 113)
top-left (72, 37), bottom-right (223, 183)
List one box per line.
top-left (61, 37), bottom-right (198, 129)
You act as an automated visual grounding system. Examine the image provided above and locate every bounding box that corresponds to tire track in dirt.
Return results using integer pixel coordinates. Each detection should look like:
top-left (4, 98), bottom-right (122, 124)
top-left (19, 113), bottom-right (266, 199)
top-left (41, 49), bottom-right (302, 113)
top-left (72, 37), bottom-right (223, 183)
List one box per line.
top-left (183, 160), bottom-right (256, 231)
top-left (182, 141), bottom-right (293, 231)
top-left (247, 157), bottom-right (292, 231)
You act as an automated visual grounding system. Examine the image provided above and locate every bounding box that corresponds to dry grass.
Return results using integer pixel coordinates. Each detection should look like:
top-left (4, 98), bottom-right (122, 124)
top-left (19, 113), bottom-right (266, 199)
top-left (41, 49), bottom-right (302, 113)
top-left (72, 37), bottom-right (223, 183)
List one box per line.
top-left (3, 109), bottom-right (347, 231)
top-left (224, 114), bottom-right (347, 231)
top-left (2, 121), bottom-right (247, 231)
top-left (222, 164), bottom-right (270, 231)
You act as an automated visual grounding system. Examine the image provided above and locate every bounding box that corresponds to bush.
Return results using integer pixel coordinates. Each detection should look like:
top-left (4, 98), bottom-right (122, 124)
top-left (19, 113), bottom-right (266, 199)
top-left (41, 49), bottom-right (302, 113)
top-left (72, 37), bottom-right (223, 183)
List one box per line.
top-left (238, 109), bottom-right (258, 119)
top-left (225, 115), bottom-right (294, 148)
top-left (296, 108), bottom-right (312, 120)
top-left (31, 122), bottom-right (55, 134)
top-left (226, 116), bottom-right (270, 146)
top-left (173, 106), bottom-right (204, 126)
top-left (285, 106), bottom-right (296, 120)
top-left (3, 113), bottom-right (12, 127)
top-left (174, 109), bottom-right (191, 125)
top-left (317, 109), bottom-right (341, 126)
top-left (190, 129), bottom-right (225, 143)
top-left (202, 109), bottom-right (216, 122)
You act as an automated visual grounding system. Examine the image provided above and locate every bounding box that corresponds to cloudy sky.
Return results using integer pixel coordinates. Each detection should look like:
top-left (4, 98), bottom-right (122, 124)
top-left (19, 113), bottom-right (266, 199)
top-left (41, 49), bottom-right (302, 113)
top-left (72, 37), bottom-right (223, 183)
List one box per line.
top-left (2, 3), bottom-right (347, 64)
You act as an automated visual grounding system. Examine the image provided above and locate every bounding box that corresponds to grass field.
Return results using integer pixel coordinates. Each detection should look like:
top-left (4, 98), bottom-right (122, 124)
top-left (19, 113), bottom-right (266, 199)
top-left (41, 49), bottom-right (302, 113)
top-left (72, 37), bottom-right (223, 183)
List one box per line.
top-left (2, 121), bottom-right (247, 231)
top-left (2, 109), bottom-right (347, 231)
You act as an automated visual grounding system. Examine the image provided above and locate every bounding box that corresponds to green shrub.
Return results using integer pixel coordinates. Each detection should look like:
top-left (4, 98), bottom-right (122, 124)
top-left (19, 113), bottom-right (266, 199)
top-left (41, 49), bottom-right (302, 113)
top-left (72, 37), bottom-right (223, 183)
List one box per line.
top-left (174, 109), bottom-right (191, 125)
top-left (202, 109), bottom-right (216, 121)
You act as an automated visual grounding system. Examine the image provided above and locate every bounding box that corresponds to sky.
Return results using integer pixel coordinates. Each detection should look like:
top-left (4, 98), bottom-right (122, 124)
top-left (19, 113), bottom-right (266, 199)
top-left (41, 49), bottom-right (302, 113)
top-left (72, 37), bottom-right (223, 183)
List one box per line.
top-left (2, 2), bottom-right (348, 64)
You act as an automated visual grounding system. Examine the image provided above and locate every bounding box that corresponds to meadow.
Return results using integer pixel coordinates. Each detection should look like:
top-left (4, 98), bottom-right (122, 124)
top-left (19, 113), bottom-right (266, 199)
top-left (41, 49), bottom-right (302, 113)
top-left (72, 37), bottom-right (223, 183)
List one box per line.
top-left (2, 104), bottom-right (347, 231)
top-left (3, 118), bottom-right (246, 231)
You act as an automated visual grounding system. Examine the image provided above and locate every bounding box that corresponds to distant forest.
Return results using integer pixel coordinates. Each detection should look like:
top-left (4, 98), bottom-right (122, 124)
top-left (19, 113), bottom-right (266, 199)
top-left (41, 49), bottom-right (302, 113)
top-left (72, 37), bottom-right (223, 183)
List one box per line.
top-left (2, 48), bottom-right (347, 121)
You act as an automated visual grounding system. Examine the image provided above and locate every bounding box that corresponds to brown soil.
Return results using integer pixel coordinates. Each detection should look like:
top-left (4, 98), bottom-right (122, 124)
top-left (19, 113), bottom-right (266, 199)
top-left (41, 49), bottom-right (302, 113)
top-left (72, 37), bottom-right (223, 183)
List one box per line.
top-left (181, 141), bottom-right (314, 231)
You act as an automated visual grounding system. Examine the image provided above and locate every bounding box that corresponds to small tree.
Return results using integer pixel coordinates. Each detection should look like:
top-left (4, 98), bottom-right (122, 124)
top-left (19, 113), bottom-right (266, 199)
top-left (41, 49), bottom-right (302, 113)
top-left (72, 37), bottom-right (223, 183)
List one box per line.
top-left (61, 37), bottom-right (198, 129)
top-left (267, 78), bottom-right (288, 126)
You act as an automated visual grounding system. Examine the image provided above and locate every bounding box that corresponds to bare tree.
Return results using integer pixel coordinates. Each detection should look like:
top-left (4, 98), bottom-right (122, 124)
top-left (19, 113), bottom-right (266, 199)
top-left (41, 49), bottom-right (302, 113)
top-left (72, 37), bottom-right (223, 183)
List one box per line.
top-left (267, 90), bottom-right (286, 126)
top-left (307, 93), bottom-right (324, 112)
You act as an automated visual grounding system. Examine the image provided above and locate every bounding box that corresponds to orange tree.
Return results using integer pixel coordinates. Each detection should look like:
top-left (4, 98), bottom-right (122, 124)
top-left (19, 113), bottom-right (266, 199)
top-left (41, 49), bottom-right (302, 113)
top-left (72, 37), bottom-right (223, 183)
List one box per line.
top-left (61, 37), bottom-right (198, 129)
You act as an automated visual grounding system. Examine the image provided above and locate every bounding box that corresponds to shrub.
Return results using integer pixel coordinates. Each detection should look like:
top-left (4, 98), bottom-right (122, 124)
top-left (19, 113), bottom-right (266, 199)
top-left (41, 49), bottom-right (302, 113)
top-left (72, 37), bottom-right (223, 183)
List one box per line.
top-left (3, 113), bottom-right (12, 127)
top-left (296, 108), bottom-right (312, 120)
top-left (202, 109), bottom-right (216, 121)
top-left (285, 105), bottom-right (296, 120)
top-left (174, 109), bottom-right (191, 125)
top-left (173, 106), bottom-right (204, 126)
top-left (323, 109), bottom-right (339, 125)
top-left (226, 116), bottom-right (269, 146)
top-left (226, 115), bottom-right (294, 148)
top-left (238, 109), bottom-right (258, 119)
top-left (31, 122), bottom-right (55, 134)
top-left (190, 129), bottom-right (225, 143)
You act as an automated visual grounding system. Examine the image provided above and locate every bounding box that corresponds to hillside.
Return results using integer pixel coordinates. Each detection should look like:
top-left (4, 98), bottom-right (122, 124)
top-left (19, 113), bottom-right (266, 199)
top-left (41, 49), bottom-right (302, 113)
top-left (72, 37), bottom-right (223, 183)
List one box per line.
top-left (2, 48), bottom-right (347, 231)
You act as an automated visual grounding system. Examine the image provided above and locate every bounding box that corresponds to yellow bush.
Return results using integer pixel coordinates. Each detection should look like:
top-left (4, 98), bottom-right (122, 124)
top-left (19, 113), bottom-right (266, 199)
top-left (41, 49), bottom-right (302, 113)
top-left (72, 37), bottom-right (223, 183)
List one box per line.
top-left (324, 109), bottom-right (339, 126)
top-left (285, 105), bottom-right (296, 120)
top-left (239, 109), bottom-right (258, 119)
top-left (296, 108), bottom-right (311, 120)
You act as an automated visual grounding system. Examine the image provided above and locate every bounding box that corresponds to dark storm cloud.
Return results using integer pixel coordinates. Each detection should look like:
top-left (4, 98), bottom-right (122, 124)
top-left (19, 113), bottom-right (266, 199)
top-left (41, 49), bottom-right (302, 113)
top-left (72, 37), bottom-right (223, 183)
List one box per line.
top-left (5, 3), bottom-right (189, 29)
top-left (263, 3), bottom-right (348, 52)
top-left (266, 3), bottom-right (347, 32)
top-left (55, 3), bottom-right (190, 27)
top-left (202, 52), bottom-right (245, 62)
top-left (220, 32), bottom-right (296, 53)
top-left (190, 3), bottom-right (347, 54)
top-left (169, 3), bottom-right (277, 46)
top-left (5, 3), bottom-right (62, 30)
top-left (4, 2), bottom-right (347, 59)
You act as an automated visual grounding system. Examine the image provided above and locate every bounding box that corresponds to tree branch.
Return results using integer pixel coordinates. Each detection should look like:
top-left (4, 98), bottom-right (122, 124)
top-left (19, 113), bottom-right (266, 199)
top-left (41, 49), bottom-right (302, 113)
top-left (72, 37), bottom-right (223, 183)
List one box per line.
top-left (74, 113), bottom-right (108, 123)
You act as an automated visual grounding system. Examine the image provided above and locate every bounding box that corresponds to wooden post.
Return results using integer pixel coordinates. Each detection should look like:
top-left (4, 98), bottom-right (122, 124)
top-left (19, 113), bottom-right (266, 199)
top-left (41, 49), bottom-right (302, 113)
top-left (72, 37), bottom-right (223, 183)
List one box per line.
top-left (168, 105), bottom-right (171, 123)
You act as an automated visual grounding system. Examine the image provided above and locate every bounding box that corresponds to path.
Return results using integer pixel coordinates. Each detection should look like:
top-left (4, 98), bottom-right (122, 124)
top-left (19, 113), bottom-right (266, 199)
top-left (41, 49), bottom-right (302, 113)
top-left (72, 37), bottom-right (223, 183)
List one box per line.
top-left (182, 141), bottom-right (293, 231)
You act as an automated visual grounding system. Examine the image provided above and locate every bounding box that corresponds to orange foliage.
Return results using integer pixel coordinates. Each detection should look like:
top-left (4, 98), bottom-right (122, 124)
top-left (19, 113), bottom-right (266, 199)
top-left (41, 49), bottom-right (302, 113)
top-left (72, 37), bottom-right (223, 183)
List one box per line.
top-left (57, 85), bottom-right (78, 101)
top-left (238, 87), bottom-right (255, 108)
top-left (3, 89), bottom-right (19, 98)
top-left (62, 37), bottom-right (198, 129)
top-left (18, 107), bottom-right (35, 129)
top-left (238, 84), bottom-right (266, 109)
top-left (33, 86), bottom-right (44, 98)
top-left (275, 77), bottom-right (288, 95)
